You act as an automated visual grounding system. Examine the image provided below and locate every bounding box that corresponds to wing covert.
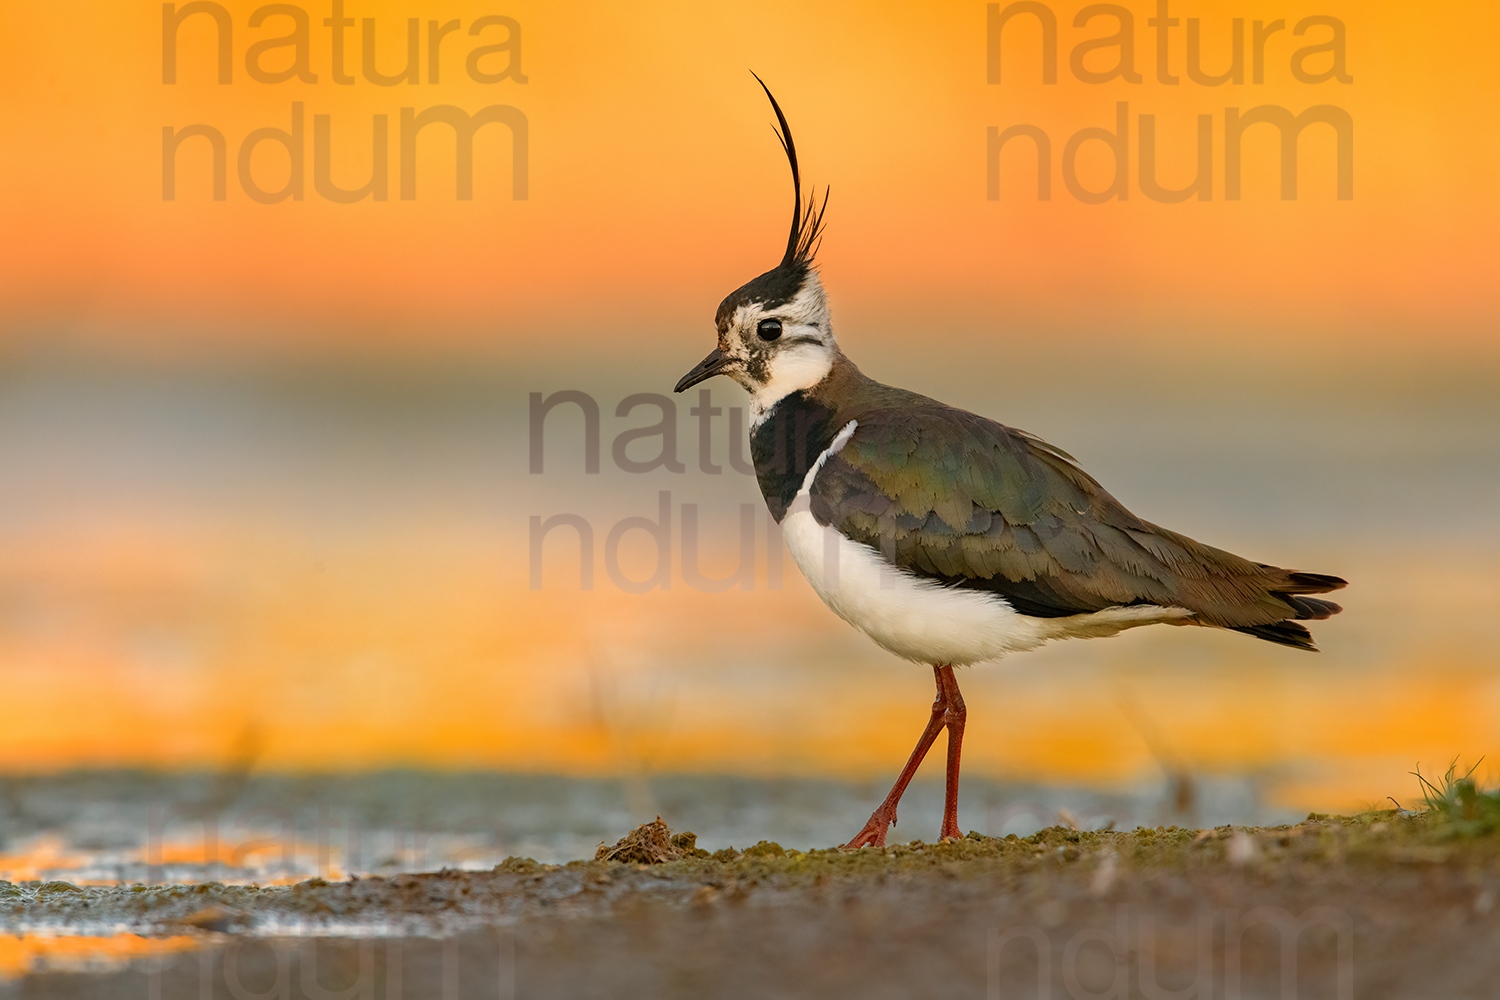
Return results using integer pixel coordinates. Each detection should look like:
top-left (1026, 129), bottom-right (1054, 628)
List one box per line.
top-left (805, 405), bottom-right (1307, 626)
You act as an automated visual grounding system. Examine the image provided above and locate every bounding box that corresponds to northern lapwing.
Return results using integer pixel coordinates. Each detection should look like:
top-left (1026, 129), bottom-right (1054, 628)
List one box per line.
top-left (674, 79), bottom-right (1346, 849)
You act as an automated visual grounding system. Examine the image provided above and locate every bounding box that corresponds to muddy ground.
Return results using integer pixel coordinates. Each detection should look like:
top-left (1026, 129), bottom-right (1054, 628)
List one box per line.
top-left (4, 811), bottom-right (1499, 999)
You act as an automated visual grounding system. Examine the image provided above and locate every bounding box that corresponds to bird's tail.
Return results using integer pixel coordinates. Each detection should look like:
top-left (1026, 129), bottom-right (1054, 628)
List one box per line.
top-left (1227, 571), bottom-right (1346, 651)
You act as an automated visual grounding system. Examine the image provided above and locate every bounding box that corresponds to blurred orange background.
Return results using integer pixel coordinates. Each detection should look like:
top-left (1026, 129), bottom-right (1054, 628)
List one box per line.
top-left (0, 0), bottom-right (1497, 814)
top-left (2, 0), bottom-right (1496, 349)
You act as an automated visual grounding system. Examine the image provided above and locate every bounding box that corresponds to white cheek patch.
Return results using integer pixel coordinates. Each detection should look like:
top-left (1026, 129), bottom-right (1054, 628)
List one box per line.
top-left (749, 346), bottom-right (834, 424)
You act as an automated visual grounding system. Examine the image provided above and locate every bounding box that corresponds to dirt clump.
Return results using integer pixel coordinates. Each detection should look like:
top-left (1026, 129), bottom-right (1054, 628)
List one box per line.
top-left (594, 818), bottom-right (710, 864)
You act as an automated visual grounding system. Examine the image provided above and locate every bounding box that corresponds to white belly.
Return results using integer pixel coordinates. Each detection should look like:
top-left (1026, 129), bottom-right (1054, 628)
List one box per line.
top-left (779, 420), bottom-right (1190, 666)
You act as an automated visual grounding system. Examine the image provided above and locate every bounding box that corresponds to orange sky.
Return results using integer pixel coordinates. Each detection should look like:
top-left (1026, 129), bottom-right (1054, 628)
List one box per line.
top-left (0, 0), bottom-right (1496, 353)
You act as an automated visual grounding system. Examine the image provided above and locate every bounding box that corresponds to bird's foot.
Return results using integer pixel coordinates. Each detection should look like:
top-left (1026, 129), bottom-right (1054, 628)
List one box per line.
top-left (939, 815), bottom-right (962, 843)
top-left (843, 808), bottom-right (896, 849)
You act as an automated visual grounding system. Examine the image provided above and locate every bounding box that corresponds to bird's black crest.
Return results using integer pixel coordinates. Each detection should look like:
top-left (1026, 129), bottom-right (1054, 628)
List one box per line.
top-left (756, 73), bottom-right (828, 273)
top-left (715, 76), bottom-right (829, 330)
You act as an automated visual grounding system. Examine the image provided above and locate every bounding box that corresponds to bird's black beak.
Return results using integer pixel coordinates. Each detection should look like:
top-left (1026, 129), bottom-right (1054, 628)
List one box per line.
top-left (674, 347), bottom-right (732, 393)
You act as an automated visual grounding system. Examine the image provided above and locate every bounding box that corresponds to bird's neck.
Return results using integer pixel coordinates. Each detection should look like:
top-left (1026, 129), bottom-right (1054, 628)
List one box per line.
top-left (747, 358), bottom-right (831, 427)
top-left (747, 350), bottom-right (859, 428)
top-left (746, 354), bottom-right (874, 522)
top-left (747, 389), bottom-right (841, 522)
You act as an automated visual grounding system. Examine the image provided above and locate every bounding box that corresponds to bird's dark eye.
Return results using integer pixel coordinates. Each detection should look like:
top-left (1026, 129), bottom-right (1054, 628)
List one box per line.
top-left (757, 318), bottom-right (783, 341)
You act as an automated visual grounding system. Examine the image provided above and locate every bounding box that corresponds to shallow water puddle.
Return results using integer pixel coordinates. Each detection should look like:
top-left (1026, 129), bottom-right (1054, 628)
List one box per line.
top-left (0, 834), bottom-right (345, 888)
top-left (0, 932), bottom-right (201, 981)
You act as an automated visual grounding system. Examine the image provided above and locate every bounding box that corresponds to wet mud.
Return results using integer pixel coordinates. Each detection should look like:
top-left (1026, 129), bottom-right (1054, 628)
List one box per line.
top-left (4, 812), bottom-right (1499, 999)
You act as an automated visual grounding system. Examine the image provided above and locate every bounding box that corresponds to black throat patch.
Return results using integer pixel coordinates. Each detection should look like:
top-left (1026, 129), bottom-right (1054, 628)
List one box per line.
top-left (749, 391), bottom-right (839, 522)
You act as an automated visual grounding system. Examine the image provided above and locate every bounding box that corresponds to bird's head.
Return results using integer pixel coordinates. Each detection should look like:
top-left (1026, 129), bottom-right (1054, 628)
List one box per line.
top-left (674, 77), bottom-right (835, 420)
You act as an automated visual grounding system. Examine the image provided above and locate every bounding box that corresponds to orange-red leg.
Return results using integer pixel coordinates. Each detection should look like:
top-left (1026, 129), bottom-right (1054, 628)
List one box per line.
top-left (844, 665), bottom-right (967, 849)
top-left (939, 665), bottom-right (966, 840)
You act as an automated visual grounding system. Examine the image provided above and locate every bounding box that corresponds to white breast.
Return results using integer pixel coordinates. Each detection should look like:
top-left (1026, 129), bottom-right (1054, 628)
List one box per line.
top-left (779, 421), bottom-right (1191, 666)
